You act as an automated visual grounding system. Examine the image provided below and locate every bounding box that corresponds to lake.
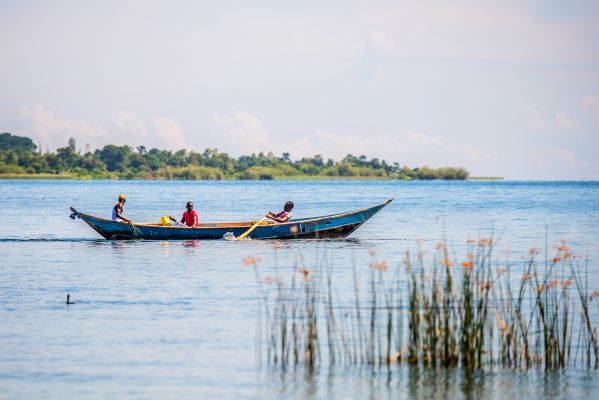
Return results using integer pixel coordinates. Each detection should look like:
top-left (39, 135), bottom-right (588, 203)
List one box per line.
top-left (1, 180), bottom-right (598, 398)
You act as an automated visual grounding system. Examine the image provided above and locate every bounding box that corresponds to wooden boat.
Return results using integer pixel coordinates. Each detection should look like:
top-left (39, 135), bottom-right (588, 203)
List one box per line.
top-left (69, 199), bottom-right (392, 240)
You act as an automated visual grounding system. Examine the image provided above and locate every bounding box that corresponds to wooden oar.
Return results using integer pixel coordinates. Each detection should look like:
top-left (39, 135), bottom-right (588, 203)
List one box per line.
top-left (236, 216), bottom-right (267, 240)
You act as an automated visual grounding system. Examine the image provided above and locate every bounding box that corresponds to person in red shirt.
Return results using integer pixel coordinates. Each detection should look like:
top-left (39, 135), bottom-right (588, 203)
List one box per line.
top-left (170, 201), bottom-right (199, 227)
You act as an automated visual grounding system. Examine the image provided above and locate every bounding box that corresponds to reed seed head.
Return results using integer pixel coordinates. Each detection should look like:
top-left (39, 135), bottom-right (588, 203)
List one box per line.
top-left (556, 240), bottom-right (570, 253)
top-left (442, 258), bottom-right (454, 267)
top-left (479, 238), bottom-right (492, 247)
top-left (298, 267), bottom-right (312, 282)
top-left (561, 277), bottom-right (573, 288)
top-left (369, 260), bottom-right (388, 271)
top-left (243, 256), bottom-right (260, 266)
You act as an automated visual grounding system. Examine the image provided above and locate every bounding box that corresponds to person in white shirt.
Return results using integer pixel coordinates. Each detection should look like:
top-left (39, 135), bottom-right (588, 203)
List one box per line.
top-left (112, 194), bottom-right (132, 223)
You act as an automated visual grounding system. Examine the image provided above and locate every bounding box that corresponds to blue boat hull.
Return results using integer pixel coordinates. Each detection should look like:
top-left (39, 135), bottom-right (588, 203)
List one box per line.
top-left (69, 200), bottom-right (392, 240)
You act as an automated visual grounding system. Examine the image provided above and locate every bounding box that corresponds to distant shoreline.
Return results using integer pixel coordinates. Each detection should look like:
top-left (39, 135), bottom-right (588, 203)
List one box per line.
top-left (0, 173), bottom-right (504, 181)
top-left (468, 176), bottom-right (505, 180)
top-left (1, 132), bottom-right (471, 181)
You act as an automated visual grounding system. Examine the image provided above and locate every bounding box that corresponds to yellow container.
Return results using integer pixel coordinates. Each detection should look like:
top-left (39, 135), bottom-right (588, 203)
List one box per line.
top-left (160, 216), bottom-right (172, 226)
top-left (251, 220), bottom-right (272, 225)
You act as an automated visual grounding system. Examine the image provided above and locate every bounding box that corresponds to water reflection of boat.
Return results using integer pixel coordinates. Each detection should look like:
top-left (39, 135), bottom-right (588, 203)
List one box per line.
top-left (69, 200), bottom-right (392, 240)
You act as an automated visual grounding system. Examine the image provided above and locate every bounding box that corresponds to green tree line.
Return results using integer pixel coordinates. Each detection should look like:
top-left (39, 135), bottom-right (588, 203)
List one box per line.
top-left (0, 132), bottom-right (469, 180)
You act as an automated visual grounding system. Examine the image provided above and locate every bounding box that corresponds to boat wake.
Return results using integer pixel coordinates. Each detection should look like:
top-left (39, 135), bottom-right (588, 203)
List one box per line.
top-left (0, 237), bottom-right (104, 243)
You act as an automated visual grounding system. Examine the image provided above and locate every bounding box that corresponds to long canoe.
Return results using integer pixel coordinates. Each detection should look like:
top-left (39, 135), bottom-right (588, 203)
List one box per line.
top-left (69, 199), bottom-right (392, 240)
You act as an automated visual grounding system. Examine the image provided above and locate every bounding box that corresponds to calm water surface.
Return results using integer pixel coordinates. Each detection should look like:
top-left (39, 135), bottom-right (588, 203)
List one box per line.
top-left (1, 180), bottom-right (598, 399)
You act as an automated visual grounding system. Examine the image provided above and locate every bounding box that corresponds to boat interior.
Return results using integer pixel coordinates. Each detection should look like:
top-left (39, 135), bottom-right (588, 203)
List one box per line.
top-left (137, 221), bottom-right (276, 228)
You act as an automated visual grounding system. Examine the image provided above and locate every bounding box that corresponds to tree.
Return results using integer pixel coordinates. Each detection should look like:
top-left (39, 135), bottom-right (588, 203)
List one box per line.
top-left (129, 153), bottom-right (148, 169)
top-left (99, 145), bottom-right (131, 172)
top-left (2, 150), bottom-right (18, 164)
top-left (312, 154), bottom-right (324, 167)
top-left (172, 149), bottom-right (187, 167)
top-left (369, 158), bottom-right (381, 169)
top-left (143, 153), bottom-right (162, 170)
top-left (57, 146), bottom-right (79, 170)
top-left (0, 132), bottom-right (37, 154)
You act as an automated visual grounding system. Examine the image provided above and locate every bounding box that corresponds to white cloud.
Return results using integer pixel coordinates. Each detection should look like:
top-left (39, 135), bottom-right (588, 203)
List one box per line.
top-left (19, 105), bottom-right (191, 152)
top-left (369, 31), bottom-right (394, 54)
top-left (213, 111), bottom-right (269, 153)
top-left (531, 147), bottom-right (578, 166)
top-left (456, 145), bottom-right (496, 162)
top-left (312, 130), bottom-right (405, 160)
top-left (526, 106), bottom-right (581, 133)
top-left (404, 128), bottom-right (496, 162)
top-left (20, 103), bottom-right (105, 150)
top-left (526, 105), bottom-right (547, 131)
top-left (581, 96), bottom-right (599, 127)
top-left (151, 117), bottom-right (186, 150)
top-left (112, 111), bottom-right (148, 141)
top-left (299, 128), bottom-right (496, 167)
top-left (581, 96), bottom-right (599, 112)
top-left (16, 104), bottom-right (496, 172)
top-left (406, 129), bottom-right (443, 146)
top-left (554, 112), bottom-right (579, 131)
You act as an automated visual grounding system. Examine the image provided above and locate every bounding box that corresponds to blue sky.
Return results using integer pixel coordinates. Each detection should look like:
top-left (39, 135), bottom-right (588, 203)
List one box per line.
top-left (1, 0), bottom-right (598, 179)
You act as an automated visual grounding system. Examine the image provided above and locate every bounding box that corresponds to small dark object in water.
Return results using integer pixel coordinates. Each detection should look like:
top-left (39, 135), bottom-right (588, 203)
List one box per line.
top-left (66, 294), bottom-right (75, 305)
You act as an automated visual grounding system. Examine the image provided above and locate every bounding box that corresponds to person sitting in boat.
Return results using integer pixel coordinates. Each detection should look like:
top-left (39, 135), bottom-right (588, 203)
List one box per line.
top-left (112, 194), bottom-right (132, 223)
top-left (170, 201), bottom-right (199, 227)
top-left (267, 201), bottom-right (294, 223)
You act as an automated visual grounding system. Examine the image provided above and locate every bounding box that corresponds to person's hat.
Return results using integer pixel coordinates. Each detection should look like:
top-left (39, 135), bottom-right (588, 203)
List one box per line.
top-left (118, 194), bottom-right (127, 201)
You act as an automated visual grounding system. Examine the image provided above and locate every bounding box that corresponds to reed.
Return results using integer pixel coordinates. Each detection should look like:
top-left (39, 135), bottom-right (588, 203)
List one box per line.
top-left (251, 239), bottom-right (599, 371)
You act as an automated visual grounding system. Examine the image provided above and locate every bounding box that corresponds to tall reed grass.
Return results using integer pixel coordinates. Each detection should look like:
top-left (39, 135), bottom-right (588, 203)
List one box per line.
top-left (250, 240), bottom-right (599, 370)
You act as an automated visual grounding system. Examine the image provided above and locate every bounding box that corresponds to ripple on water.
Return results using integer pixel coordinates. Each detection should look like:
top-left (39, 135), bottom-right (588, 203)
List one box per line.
top-left (0, 180), bottom-right (598, 398)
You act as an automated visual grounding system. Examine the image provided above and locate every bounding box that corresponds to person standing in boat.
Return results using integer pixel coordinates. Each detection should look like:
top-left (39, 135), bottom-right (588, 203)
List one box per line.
top-left (170, 201), bottom-right (199, 227)
top-left (267, 201), bottom-right (294, 223)
top-left (112, 194), bottom-right (132, 223)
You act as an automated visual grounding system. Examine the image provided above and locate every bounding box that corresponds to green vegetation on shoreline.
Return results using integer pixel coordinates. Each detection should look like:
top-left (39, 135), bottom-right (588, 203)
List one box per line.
top-left (1, 132), bottom-right (470, 180)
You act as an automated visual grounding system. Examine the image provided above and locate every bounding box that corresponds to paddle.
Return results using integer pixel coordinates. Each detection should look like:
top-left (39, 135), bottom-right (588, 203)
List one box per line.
top-left (229, 216), bottom-right (268, 240)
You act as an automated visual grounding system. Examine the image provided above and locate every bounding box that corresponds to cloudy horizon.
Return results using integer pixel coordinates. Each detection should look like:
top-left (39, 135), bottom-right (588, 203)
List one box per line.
top-left (1, 0), bottom-right (598, 179)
